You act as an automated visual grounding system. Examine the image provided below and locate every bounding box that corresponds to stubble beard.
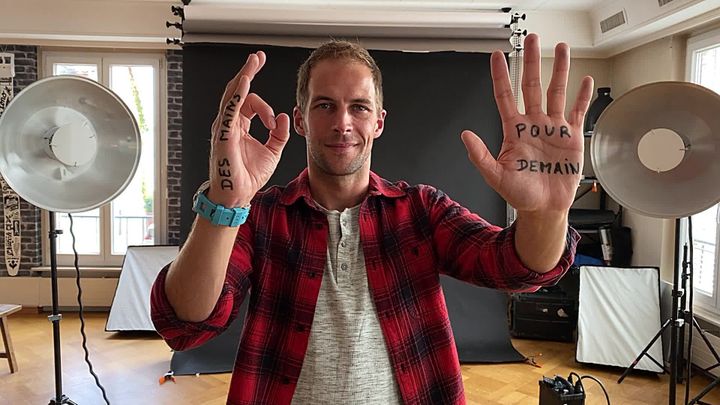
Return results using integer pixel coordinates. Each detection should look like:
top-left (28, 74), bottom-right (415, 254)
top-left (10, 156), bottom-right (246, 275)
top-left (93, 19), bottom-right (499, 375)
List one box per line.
top-left (308, 141), bottom-right (370, 177)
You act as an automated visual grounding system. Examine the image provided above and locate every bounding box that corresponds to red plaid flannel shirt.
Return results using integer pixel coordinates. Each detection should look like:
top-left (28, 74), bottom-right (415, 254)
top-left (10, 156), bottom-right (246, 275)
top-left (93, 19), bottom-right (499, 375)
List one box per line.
top-left (151, 169), bottom-right (579, 404)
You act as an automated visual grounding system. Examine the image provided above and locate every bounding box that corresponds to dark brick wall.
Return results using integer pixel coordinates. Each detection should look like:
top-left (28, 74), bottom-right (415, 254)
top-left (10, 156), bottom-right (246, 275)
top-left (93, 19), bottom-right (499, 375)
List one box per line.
top-left (166, 49), bottom-right (182, 245)
top-left (0, 45), bottom-right (41, 275)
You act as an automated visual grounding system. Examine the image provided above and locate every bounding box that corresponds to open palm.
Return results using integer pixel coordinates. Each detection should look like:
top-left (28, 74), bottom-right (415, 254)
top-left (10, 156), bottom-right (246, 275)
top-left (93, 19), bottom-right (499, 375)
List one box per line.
top-left (462, 34), bottom-right (594, 212)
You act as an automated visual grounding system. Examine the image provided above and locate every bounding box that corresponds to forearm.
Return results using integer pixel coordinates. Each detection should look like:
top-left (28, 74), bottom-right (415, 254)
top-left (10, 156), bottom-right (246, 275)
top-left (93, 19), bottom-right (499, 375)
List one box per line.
top-left (513, 209), bottom-right (570, 273)
top-left (164, 215), bottom-right (240, 322)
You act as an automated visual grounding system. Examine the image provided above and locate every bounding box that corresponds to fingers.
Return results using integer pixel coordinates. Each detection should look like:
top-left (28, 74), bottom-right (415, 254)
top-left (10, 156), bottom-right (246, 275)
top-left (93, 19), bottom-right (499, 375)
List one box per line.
top-left (218, 51), bottom-right (266, 115)
top-left (521, 33), bottom-right (543, 115)
top-left (461, 130), bottom-right (500, 188)
top-left (266, 113), bottom-right (291, 155)
top-left (212, 75), bottom-right (251, 143)
top-left (490, 51), bottom-right (520, 123)
top-left (568, 76), bottom-right (595, 128)
top-left (546, 43), bottom-right (570, 118)
top-left (239, 93), bottom-right (277, 131)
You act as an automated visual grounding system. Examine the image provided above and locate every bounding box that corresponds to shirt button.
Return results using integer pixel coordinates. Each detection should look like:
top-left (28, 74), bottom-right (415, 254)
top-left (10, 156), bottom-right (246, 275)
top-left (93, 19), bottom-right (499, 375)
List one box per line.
top-left (341, 263), bottom-right (348, 271)
top-left (309, 272), bottom-right (316, 278)
top-left (295, 324), bottom-right (307, 332)
top-left (340, 241), bottom-right (346, 247)
top-left (315, 223), bottom-right (323, 230)
top-left (282, 377), bottom-right (291, 385)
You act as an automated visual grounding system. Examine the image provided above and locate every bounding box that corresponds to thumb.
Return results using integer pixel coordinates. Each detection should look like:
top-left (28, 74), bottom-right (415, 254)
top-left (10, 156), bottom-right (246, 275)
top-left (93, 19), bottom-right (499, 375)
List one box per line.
top-left (266, 113), bottom-right (291, 155)
top-left (460, 130), bottom-right (500, 188)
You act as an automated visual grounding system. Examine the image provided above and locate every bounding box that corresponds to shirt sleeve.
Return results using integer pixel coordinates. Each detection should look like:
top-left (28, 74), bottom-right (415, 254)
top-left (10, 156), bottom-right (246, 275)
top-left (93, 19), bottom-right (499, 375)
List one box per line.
top-left (150, 222), bottom-right (254, 351)
top-left (424, 185), bottom-right (580, 292)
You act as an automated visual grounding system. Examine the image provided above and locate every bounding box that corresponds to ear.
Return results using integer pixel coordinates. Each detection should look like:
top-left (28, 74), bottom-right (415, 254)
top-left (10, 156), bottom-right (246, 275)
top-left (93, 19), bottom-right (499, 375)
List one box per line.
top-left (374, 109), bottom-right (387, 139)
top-left (293, 106), bottom-right (306, 137)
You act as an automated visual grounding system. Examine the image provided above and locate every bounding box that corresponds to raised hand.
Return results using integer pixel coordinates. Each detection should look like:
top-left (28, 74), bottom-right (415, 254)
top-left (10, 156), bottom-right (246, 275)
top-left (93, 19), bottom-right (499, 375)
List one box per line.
top-left (208, 51), bottom-right (291, 207)
top-left (461, 33), bottom-right (594, 213)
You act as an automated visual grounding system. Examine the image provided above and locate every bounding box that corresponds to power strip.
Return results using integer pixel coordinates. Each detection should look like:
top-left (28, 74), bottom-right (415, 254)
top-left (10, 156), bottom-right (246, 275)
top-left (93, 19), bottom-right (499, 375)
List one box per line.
top-left (539, 375), bottom-right (585, 405)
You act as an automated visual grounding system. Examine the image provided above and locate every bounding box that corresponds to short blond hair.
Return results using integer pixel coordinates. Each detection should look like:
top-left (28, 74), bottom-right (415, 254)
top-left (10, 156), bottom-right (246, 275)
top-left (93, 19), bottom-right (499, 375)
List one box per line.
top-left (296, 40), bottom-right (383, 114)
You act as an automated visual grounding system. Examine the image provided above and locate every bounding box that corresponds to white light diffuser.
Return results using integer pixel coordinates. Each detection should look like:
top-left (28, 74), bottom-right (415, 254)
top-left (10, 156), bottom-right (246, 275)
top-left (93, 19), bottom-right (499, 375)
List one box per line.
top-left (0, 75), bottom-right (141, 213)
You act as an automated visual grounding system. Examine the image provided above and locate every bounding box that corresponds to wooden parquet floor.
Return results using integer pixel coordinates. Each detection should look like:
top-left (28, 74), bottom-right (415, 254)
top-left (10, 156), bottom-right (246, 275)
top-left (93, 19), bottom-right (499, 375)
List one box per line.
top-left (1, 312), bottom-right (720, 404)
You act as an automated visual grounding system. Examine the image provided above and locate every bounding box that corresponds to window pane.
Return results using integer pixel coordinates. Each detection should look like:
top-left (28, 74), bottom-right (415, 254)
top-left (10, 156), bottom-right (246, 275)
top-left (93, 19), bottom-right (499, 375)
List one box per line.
top-left (697, 45), bottom-right (720, 93)
top-left (55, 210), bottom-right (101, 255)
top-left (693, 45), bottom-right (720, 297)
top-left (51, 63), bottom-right (102, 256)
top-left (692, 206), bottom-right (718, 295)
top-left (53, 63), bottom-right (98, 81)
top-left (108, 65), bottom-right (156, 254)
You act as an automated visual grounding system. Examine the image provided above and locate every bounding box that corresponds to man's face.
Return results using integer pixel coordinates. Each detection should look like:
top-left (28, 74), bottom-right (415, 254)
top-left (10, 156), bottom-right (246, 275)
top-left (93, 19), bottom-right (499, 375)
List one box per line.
top-left (293, 59), bottom-right (386, 177)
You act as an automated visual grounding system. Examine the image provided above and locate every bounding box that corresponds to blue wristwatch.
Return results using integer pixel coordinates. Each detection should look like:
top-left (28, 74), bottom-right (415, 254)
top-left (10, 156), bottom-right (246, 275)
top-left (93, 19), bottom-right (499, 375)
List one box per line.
top-left (192, 181), bottom-right (250, 227)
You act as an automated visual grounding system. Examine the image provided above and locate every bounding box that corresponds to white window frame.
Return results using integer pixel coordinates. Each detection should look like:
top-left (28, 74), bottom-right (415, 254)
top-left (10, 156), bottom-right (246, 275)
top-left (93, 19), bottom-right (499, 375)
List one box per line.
top-left (685, 27), bottom-right (720, 317)
top-left (39, 49), bottom-right (168, 267)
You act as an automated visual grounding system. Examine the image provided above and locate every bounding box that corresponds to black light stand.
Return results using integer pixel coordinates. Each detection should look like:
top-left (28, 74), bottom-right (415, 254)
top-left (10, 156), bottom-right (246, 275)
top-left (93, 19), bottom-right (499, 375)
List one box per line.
top-left (48, 211), bottom-right (77, 405)
top-left (617, 218), bottom-right (720, 405)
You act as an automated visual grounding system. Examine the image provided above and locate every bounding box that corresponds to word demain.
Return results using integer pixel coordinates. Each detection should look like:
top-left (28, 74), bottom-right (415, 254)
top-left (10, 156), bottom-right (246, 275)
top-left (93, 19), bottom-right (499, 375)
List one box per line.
top-left (516, 159), bottom-right (580, 175)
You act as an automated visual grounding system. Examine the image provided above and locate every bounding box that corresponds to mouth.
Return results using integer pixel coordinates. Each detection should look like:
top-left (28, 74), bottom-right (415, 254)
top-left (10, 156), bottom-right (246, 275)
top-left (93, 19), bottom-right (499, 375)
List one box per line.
top-left (325, 143), bottom-right (357, 151)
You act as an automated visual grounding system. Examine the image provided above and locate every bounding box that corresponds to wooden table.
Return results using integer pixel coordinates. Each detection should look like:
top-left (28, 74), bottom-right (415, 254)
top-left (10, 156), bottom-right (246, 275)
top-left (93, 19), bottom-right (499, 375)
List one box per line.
top-left (0, 304), bottom-right (22, 373)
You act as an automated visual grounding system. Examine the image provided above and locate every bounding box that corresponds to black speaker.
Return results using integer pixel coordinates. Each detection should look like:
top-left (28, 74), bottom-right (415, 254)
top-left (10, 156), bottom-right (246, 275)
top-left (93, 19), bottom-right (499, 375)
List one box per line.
top-left (511, 292), bottom-right (577, 342)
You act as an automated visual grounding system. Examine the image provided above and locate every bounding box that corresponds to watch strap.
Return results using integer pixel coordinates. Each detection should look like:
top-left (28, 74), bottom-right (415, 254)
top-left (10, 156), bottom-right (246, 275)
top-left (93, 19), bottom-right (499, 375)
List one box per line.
top-left (192, 189), bottom-right (250, 227)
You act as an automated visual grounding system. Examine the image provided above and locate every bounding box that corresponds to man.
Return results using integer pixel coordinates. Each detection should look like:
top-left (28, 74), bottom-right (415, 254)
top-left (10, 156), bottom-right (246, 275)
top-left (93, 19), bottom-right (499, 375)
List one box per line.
top-left (151, 33), bottom-right (594, 404)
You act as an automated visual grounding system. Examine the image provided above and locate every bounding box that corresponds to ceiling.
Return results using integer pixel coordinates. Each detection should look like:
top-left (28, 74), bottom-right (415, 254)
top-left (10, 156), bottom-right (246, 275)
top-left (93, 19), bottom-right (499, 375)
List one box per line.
top-left (181, 0), bottom-right (720, 57)
top-left (181, 0), bottom-right (605, 11)
top-left (2, 0), bottom-right (720, 56)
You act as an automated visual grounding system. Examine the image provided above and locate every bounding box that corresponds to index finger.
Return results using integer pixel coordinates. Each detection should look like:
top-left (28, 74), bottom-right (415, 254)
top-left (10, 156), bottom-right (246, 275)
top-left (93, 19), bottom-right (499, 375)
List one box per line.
top-left (490, 50), bottom-right (520, 122)
top-left (219, 51), bottom-right (266, 113)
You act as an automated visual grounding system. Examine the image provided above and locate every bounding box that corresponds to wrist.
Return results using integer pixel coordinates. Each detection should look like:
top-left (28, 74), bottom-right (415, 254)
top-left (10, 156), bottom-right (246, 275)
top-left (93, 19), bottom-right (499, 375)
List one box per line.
top-left (516, 209), bottom-right (568, 220)
top-left (515, 209), bottom-right (568, 229)
top-left (192, 181), bottom-right (252, 227)
top-left (206, 187), bottom-right (252, 208)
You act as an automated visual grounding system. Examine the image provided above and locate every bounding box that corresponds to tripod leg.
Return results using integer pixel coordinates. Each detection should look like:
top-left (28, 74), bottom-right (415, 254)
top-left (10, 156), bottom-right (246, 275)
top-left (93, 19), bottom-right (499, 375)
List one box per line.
top-left (618, 318), bottom-right (671, 383)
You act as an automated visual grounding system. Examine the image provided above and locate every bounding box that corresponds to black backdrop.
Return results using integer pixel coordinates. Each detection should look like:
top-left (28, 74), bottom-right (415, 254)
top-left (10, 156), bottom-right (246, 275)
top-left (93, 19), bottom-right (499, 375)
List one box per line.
top-left (179, 42), bottom-right (525, 365)
top-left (181, 42), bottom-right (505, 240)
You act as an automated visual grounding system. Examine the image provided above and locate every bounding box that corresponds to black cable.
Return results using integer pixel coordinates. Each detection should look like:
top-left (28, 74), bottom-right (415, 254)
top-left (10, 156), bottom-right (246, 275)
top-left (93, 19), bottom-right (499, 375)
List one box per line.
top-left (68, 213), bottom-right (111, 405)
top-left (685, 216), bottom-right (695, 405)
top-left (579, 375), bottom-right (611, 405)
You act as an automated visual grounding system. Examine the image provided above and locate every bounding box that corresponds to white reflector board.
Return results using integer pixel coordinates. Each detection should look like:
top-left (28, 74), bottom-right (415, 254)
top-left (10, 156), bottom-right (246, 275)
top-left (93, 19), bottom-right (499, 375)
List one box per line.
top-left (106, 245), bottom-right (178, 332)
top-left (577, 266), bottom-right (663, 372)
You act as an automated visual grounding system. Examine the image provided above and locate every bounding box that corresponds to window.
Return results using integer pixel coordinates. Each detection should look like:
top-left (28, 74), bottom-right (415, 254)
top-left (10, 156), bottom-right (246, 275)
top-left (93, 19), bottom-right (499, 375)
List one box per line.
top-left (41, 51), bottom-right (167, 266)
top-left (686, 29), bottom-right (720, 315)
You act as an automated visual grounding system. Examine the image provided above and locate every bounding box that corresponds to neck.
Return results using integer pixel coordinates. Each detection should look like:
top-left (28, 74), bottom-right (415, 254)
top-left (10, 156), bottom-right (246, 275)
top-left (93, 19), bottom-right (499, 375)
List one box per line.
top-left (307, 165), bottom-right (370, 211)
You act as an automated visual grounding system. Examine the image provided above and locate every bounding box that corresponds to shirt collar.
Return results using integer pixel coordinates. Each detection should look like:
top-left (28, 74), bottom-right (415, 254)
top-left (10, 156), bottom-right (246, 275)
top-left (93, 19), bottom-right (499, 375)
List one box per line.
top-left (279, 168), bottom-right (406, 206)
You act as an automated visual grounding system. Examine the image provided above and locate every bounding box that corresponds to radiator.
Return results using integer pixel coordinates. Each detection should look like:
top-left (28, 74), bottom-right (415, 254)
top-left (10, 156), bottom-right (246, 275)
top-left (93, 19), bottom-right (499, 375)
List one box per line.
top-left (687, 320), bottom-right (720, 377)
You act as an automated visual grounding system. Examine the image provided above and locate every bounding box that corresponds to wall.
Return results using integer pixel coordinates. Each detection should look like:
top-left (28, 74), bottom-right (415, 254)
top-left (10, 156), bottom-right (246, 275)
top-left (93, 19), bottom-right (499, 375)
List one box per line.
top-left (0, 0), bottom-right (175, 48)
top-left (167, 49), bottom-right (183, 246)
top-left (0, 45), bottom-right (41, 276)
top-left (609, 35), bottom-right (688, 281)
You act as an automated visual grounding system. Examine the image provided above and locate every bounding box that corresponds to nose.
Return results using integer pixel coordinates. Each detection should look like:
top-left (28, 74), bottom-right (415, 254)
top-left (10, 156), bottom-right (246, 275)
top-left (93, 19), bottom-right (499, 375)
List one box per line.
top-left (332, 108), bottom-right (352, 134)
